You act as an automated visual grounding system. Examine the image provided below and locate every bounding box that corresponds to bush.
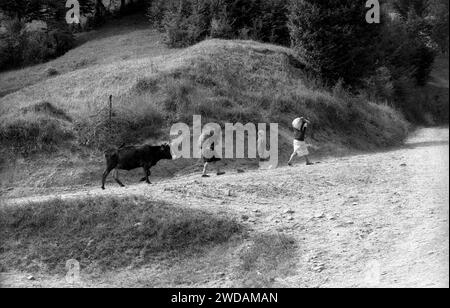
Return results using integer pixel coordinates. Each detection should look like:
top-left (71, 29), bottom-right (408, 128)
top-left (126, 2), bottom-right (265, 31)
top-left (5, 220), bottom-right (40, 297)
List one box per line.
top-left (371, 8), bottom-right (438, 122)
top-left (0, 114), bottom-right (74, 155)
top-left (363, 66), bottom-right (395, 102)
top-left (210, 10), bottom-right (233, 39)
top-left (288, 0), bottom-right (381, 87)
top-left (44, 67), bottom-right (59, 76)
top-left (0, 17), bottom-right (74, 71)
top-left (162, 10), bottom-right (199, 48)
top-left (0, 18), bottom-right (26, 70)
top-left (50, 28), bottom-right (75, 57)
top-left (21, 30), bottom-right (55, 65)
top-left (430, 0), bottom-right (449, 53)
top-left (379, 14), bottom-right (436, 85)
top-left (147, 0), bottom-right (290, 48)
top-left (147, 0), bottom-right (180, 30)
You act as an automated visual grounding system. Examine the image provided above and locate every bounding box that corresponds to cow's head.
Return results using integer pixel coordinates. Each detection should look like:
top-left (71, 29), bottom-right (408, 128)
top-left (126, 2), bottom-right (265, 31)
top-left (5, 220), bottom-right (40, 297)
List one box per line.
top-left (160, 143), bottom-right (173, 160)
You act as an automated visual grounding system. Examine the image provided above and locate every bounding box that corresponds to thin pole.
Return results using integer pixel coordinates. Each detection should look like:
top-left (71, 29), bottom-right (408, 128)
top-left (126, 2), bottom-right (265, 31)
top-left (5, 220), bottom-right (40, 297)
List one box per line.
top-left (109, 95), bottom-right (113, 138)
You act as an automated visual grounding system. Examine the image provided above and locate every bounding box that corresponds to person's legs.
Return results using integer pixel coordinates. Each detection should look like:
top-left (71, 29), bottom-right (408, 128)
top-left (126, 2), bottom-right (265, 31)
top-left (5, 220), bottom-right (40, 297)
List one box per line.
top-left (305, 155), bottom-right (314, 165)
top-left (216, 160), bottom-right (225, 176)
top-left (216, 165), bottom-right (225, 176)
top-left (288, 152), bottom-right (297, 166)
top-left (202, 162), bottom-right (210, 177)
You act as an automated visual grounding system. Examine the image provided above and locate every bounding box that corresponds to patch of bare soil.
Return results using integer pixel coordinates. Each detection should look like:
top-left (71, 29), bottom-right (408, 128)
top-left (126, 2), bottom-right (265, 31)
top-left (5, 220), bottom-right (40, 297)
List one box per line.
top-left (1, 128), bottom-right (448, 288)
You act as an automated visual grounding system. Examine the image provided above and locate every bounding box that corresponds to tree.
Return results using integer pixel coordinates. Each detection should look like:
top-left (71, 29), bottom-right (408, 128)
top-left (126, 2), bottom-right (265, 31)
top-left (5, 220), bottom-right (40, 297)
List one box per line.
top-left (288, 0), bottom-right (382, 86)
top-left (387, 0), bottom-right (437, 84)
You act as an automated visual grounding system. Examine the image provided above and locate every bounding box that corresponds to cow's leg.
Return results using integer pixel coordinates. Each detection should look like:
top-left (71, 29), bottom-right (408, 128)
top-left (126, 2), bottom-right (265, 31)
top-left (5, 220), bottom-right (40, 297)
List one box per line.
top-left (140, 166), bottom-right (152, 184)
top-left (145, 169), bottom-right (152, 184)
top-left (101, 167), bottom-right (113, 190)
top-left (113, 169), bottom-right (125, 187)
top-left (140, 167), bottom-right (147, 182)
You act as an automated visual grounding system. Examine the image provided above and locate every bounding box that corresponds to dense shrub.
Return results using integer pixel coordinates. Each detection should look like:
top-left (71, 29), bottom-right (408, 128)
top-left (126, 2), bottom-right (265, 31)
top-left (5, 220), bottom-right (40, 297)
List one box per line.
top-left (429, 0), bottom-right (449, 53)
top-left (0, 18), bottom-right (25, 69)
top-left (147, 0), bottom-right (290, 48)
top-left (0, 17), bottom-right (74, 71)
top-left (368, 2), bottom-right (439, 122)
top-left (379, 9), bottom-right (436, 86)
top-left (288, 0), bottom-right (382, 87)
top-left (21, 30), bottom-right (55, 65)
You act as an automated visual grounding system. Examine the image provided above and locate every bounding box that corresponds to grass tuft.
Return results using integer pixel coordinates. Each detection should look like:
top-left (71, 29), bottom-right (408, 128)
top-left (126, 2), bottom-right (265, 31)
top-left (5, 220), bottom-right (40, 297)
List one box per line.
top-left (44, 67), bottom-right (59, 77)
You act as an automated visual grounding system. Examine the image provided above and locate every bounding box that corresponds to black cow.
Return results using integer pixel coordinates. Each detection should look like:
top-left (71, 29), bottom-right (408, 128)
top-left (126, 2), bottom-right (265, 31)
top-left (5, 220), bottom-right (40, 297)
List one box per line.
top-left (101, 143), bottom-right (173, 189)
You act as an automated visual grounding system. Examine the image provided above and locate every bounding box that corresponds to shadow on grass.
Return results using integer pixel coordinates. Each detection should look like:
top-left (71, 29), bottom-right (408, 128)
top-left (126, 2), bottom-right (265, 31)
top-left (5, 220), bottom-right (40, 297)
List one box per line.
top-left (0, 196), bottom-right (242, 274)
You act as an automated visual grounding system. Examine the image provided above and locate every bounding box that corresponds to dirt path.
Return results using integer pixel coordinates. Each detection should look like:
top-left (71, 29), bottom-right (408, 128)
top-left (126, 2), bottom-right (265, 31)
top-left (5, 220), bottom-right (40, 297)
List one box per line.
top-left (1, 127), bottom-right (448, 288)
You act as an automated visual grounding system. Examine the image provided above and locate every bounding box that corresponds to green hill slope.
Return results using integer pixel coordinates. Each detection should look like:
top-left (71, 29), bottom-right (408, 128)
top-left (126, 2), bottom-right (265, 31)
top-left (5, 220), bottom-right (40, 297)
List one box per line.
top-left (0, 39), bottom-right (408, 153)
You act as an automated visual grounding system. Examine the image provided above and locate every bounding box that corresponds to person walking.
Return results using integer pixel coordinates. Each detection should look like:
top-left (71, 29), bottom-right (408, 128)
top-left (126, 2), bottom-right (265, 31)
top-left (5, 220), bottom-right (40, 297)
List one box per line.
top-left (199, 130), bottom-right (226, 177)
top-left (288, 117), bottom-right (314, 167)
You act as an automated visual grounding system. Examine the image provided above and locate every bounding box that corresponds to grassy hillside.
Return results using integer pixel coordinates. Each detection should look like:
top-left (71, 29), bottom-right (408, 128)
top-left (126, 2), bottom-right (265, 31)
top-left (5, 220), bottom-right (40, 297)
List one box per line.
top-left (0, 39), bottom-right (408, 152)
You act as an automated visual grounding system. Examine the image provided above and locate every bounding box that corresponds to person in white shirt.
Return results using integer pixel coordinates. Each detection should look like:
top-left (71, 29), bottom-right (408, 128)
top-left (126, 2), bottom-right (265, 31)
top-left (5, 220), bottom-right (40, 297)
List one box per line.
top-left (288, 117), bottom-right (314, 166)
